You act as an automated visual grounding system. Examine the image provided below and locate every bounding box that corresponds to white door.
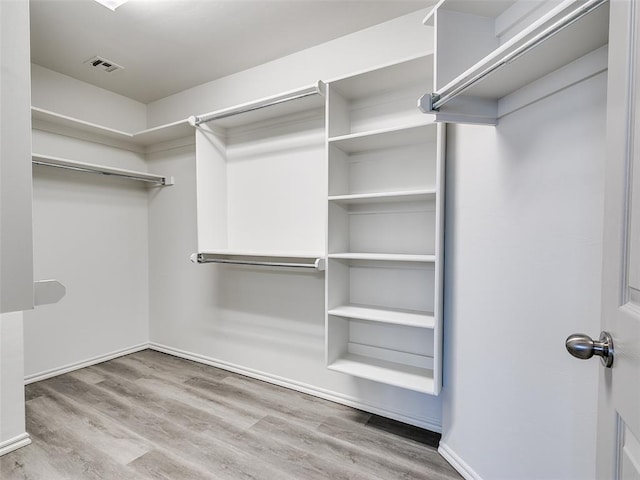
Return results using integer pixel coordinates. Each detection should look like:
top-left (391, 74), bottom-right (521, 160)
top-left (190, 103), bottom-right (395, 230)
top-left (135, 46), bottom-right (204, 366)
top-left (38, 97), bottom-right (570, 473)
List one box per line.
top-left (591, 0), bottom-right (640, 478)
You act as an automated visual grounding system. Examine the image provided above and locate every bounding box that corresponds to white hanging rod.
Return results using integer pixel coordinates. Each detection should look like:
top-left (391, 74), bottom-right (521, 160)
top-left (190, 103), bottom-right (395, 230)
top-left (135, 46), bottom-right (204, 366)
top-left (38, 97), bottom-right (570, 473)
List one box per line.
top-left (421, 0), bottom-right (608, 112)
top-left (188, 82), bottom-right (325, 127)
top-left (191, 253), bottom-right (325, 271)
top-left (32, 154), bottom-right (174, 186)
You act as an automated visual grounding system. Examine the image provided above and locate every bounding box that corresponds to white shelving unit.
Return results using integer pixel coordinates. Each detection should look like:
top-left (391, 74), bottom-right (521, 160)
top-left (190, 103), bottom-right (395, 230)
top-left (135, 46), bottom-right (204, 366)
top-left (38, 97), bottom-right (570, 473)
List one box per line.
top-left (420, 0), bottom-right (610, 124)
top-left (325, 55), bottom-right (445, 395)
top-left (193, 84), bottom-right (327, 268)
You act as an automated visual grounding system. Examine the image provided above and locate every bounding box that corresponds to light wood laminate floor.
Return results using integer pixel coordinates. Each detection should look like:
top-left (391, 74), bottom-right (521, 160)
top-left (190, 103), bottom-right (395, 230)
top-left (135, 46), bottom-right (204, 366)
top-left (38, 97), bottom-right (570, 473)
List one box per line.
top-left (0, 349), bottom-right (461, 479)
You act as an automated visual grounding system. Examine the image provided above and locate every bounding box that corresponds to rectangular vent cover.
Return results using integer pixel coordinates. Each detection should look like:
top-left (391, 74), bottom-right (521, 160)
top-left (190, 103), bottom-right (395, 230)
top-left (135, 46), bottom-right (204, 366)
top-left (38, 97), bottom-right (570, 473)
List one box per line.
top-left (84, 56), bottom-right (124, 73)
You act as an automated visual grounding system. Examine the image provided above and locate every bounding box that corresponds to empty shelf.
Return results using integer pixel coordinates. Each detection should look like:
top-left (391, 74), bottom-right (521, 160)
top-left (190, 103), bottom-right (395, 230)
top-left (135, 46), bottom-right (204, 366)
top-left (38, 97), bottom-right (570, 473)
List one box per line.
top-left (328, 353), bottom-right (435, 394)
top-left (328, 304), bottom-right (435, 329)
top-left (328, 253), bottom-right (436, 262)
top-left (328, 189), bottom-right (436, 205)
top-left (329, 54), bottom-right (433, 101)
top-left (328, 123), bottom-right (437, 153)
top-left (32, 107), bottom-right (194, 148)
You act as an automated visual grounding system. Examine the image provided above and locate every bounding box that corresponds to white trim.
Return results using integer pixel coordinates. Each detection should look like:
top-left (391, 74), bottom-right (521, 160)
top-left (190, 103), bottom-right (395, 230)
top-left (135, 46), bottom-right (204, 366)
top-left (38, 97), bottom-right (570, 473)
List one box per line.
top-left (148, 342), bottom-right (442, 432)
top-left (438, 442), bottom-right (484, 480)
top-left (0, 433), bottom-right (31, 457)
top-left (24, 343), bottom-right (149, 384)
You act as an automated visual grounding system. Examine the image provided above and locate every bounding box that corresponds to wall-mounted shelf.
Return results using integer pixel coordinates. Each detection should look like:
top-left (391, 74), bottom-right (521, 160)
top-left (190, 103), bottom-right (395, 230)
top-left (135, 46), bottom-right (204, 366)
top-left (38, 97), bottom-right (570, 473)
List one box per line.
top-left (190, 82), bottom-right (325, 131)
top-left (421, 0), bottom-right (610, 124)
top-left (32, 153), bottom-right (174, 186)
top-left (31, 107), bottom-right (194, 150)
top-left (327, 55), bottom-right (434, 137)
top-left (328, 304), bottom-right (435, 329)
top-left (328, 189), bottom-right (436, 205)
top-left (190, 251), bottom-right (325, 271)
top-left (328, 354), bottom-right (434, 394)
top-left (328, 123), bottom-right (437, 153)
top-left (328, 253), bottom-right (435, 262)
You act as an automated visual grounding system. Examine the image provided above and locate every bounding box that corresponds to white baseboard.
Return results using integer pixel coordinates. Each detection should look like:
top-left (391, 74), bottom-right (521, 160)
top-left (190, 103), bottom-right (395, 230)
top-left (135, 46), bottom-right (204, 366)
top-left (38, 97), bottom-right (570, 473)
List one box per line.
top-left (24, 343), bottom-right (150, 385)
top-left (0, 433), bottom-right (31, 457)
top-left (438, 442), bottom-right (483, 480)
top-left (149, 342), bottom-right (442, 433)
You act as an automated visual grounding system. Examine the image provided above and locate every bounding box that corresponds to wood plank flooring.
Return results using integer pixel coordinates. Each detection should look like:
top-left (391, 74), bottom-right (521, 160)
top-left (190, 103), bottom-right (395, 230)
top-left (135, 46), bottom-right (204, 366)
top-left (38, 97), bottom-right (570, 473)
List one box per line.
top-left (0, 349), bottom-right (461, 479)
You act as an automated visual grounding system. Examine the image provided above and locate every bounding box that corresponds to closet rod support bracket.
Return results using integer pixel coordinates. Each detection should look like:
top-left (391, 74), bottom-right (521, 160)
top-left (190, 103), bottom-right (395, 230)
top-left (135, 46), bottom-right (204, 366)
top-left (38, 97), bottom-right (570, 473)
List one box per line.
top-left (418, 93), bottom-right (440, 113)
top-left (162, 176), bottom-right (175, 186)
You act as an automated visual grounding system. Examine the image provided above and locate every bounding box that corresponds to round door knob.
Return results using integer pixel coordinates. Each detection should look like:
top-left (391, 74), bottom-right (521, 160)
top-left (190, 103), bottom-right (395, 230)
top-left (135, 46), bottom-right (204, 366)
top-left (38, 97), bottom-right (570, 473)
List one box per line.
top-left (565, 331), bottom-right (614, 368)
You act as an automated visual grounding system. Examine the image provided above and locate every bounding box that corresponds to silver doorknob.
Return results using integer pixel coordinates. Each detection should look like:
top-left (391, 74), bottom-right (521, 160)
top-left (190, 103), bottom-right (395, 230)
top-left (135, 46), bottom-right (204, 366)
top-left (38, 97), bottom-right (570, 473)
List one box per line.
top-left (565, 331), bottom-right (614, 368)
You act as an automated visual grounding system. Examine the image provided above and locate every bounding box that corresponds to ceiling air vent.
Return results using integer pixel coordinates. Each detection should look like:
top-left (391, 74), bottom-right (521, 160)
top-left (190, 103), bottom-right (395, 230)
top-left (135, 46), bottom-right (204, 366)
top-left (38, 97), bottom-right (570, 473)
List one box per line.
top-left (84, 56), bottom-right (124, 73)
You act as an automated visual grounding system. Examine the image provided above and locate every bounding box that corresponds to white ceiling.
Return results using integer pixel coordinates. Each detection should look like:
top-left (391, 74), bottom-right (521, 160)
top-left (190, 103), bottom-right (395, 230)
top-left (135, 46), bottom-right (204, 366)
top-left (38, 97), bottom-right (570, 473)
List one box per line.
top-left (30, 0), bottom-right (428, 104)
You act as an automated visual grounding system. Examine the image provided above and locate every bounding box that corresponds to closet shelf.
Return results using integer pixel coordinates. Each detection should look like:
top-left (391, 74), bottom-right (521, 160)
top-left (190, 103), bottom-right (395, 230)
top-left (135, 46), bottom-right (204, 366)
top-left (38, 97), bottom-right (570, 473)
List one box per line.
top-left (328, 354), bottom-right (435, 394)
top-left (328, 304), bottom-right (435, 329)
top-left (327, 54), bottom-right (433, 101)
top-left (189, 81), bottom-right (325, 130)
top-left (328, 123), bottom-right (437, 153)
top-left (328, 253), bottom-right (436, 262)
top-left (190, 251), bottom-right (326, 271)
top-left (420, 0), bottom-right (609, 124)
top-left (32, 153), bottom-right (174, 186)
top-left (31, 107), bottom-right (193, 148)
top-left (328, 189), bottom-right (436, 205)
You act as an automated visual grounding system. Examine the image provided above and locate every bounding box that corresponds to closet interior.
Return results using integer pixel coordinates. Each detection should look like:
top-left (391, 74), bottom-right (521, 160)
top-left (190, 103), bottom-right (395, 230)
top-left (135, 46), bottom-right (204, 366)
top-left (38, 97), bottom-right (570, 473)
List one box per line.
top-left (0, 1), bottom-right (618, 477)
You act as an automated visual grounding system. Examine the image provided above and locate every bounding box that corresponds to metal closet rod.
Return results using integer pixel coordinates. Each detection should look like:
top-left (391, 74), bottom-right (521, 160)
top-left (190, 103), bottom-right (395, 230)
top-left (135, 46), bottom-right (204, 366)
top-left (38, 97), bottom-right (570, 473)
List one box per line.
top-left (189, 83), bottom-right (324, 127)
top-left (191, 253), bottom-right (325, 271)
top-left (32, 154), bottom-right (173, 186)
top-left (428, 0), bottom-right (608, 112)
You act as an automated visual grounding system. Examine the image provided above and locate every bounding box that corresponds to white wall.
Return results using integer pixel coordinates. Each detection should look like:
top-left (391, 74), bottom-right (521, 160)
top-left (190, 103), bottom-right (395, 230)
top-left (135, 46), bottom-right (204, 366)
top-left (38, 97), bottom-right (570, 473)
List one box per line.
top-left (1, 0), bottom-right (33, 314)
top-left (440, 72), bottom-right (606, 479)
top-left (22, 128), bottom-right (150, 380)
top-left (146, 9), bottom-right (433, 127)
top-left (31, 64), bottom-right (146, 133)
top-left (0, 0), bottom-right (32, 456)
top-left (23, 63), bottom-right (154, 380)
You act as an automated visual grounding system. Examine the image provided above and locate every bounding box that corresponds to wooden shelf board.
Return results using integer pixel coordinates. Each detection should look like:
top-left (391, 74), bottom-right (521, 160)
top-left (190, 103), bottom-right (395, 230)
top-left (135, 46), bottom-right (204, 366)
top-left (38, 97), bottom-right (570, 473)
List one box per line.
top-left (328, 354), bottom-right (435, 394)
top-left (133, 119), bottom-right (194, 146)
top-left (328, 304), bottom-right (435, 329)
top-left (328, 122), bottom-right (436, 153)
top-left (328, 189), bottom-right (436, 205)
top-left (330, 55), bottom-right (434, 101)
top-left (32, 107), bottom-right (194, 147)
top-left (328, 253), bottom-right (436, 262)
top-left (32, 107), bottom-right (133, 141)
